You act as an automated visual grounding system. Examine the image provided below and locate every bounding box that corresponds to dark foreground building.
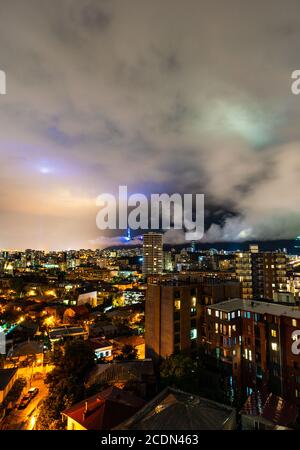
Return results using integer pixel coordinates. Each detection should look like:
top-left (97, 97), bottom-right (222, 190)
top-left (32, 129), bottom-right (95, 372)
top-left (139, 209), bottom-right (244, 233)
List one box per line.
top-left (116, 387), bottom-right (236, 430)
top-left (145, 277), bottom-right (240, 360)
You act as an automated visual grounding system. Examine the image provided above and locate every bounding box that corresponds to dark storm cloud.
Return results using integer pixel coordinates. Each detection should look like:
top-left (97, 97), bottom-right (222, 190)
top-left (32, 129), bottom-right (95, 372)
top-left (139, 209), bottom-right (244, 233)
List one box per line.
top-left (0, 0), bottom-right (300, 248)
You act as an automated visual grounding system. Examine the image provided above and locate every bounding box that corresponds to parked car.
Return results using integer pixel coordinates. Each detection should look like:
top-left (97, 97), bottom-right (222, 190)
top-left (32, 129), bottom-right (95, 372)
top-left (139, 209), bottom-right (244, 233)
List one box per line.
top-left (28, 387), bottom-right (39, 398)
top-left (18, 397), bottom-right (30, 410)
top-left (18, 393), bottom-right (32, 409)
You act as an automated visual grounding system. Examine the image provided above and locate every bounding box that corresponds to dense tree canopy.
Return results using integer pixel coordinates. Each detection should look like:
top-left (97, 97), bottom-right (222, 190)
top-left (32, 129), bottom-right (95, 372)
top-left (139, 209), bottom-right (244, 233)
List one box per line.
top-left (115, 344), bottom-right (138, 361)
top-left (36, 340), bottom-right (95, 430)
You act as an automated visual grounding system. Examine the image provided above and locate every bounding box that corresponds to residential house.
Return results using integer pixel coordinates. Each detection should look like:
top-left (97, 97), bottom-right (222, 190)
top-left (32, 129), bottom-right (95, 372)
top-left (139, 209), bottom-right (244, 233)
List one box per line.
top-left (62, 386), bottom-right (145, 430)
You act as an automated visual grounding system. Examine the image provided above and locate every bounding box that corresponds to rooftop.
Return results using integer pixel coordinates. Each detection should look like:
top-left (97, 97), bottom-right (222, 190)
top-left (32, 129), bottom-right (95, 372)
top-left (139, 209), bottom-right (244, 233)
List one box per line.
top-left (49, 325), bottom-right (87, 339)
top-left (8, 340), bottom-right (44, 357)
top-left (209, 298), bottom-right (300, 319)
top-left (88, 338), bottom-right (112, 350)
top-left (116, 387), bottom-right (235, 430)
top-left (0, 368), bottom-right (17, 391)
top-left (62, 386), bottom-right (145, 430)
top-left (240, 390), bottom-right (298, 428)
top-left (86, 358), bottom-right (155, 387)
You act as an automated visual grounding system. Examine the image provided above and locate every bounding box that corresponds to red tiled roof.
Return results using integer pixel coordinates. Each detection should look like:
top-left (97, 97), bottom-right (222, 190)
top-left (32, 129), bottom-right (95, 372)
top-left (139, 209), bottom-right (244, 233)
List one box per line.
top-left (62, 386), bottom-right (145, 430)
top-left (240, 390), bottom-right (298, 427)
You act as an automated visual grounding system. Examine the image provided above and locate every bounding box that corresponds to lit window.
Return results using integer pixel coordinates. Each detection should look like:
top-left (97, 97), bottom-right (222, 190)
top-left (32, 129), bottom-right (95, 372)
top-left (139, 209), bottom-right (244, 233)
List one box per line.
top-left (215, 310), bottom-right (219, 318)
top-left (207, 308), bottom-right (211, 316)
top-left (231, 312), bottom-right (235, 319)
top-left (190, 328), bottom-right (197, 340)
top-left (292, 319), bottom-right (297, 327)
top-left (191, 297), bottom-right (196, 307)
top-left (174, 300), bottom-right (181, 310)
top-left (249, 350), bottom-right (252, 361)
top-left (271, 329), bottom-right (277, 338)
top-left (271, 342), bottom-right (278, 351)
top-left (215, 323), bottom-right (219, 333)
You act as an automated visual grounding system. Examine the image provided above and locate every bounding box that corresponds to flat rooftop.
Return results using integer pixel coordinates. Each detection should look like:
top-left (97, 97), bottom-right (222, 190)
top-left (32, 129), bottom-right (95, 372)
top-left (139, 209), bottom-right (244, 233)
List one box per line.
top-left (49, 325), bottom-right (87, 339)
top-left (209, 298), bottom-right (300, 319)
top-left (0, 368), bottom-right (17, 391)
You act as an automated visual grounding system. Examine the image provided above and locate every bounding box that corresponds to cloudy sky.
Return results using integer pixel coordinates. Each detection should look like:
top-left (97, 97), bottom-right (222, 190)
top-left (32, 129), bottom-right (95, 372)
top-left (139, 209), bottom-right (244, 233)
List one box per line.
top-left (0, 0), bottom-right (300, 249)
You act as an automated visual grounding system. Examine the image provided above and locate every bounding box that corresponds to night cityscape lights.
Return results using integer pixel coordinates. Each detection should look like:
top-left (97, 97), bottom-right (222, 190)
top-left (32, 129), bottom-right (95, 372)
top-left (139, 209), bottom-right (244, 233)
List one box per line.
top-left (1, 0), bottom-right (300, 441)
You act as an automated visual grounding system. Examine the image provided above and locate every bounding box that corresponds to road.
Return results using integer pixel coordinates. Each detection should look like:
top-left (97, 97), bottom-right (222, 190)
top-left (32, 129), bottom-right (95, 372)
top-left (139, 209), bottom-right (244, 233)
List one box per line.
top-left (1, 377), bottom-right (48, 430)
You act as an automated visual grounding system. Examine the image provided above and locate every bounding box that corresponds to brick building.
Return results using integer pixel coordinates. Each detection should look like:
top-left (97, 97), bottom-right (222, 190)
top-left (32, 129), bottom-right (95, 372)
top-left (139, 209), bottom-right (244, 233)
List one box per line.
top-left (205, 299), bottom-right (300, 405)
top-left (145, 277), bottom-right (240, 360)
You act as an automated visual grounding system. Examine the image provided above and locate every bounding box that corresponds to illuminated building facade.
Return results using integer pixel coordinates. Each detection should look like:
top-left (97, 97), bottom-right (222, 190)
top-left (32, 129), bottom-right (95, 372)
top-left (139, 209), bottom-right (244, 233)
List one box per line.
top-left (205, 299), bottom-right (300, 405)
top-left (142, 233), bottom-right (163, 275)
top-left (235, 246), bottom-right (287, 300)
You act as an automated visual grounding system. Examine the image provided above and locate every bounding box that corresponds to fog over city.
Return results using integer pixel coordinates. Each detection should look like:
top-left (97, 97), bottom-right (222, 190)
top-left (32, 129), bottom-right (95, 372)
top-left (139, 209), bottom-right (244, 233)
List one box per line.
top-left (0, 0), bottom-right (300, 249)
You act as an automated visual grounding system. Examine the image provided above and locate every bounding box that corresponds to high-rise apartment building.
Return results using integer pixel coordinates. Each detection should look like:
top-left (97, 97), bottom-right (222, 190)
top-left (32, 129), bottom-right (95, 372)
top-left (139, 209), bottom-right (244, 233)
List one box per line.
top-left (142, 233), bottom-right (163, 275)
top-left (145, 276), bottom-right (240, 360)
top-left (235, 246), bottom-right (287, 300)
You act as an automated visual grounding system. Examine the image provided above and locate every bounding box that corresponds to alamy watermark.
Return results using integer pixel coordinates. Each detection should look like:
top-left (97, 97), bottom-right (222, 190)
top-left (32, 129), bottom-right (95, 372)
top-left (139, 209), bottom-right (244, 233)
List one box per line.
top-left (96, 186), bottom-right (204, 240)
top-left (291, 70), bottom-right (300, 95)
top-left (292, 330), bottom-right (300, 355)
top-left (0, 70), bottom-right (6, 95)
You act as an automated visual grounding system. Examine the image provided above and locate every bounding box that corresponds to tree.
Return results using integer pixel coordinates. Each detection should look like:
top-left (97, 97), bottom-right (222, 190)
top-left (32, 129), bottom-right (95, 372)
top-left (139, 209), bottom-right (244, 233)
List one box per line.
top-left (49, 342), bottom-right (63, 366)
top-left (36, 340), bottom-right (95, 430)
top-left (10, 277), bottom-right (27, 297)
top-left (115, 344), bottom-right (138, 361)
top-left (160, 353), bottom-right (198, 392)
top-left (62, 339), bottom-right (95, 376)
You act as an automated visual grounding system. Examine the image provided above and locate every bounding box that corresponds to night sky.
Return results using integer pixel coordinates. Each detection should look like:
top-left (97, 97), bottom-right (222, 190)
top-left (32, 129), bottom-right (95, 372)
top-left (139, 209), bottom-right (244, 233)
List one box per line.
top-left (0, 0), bottom-right (300, 249)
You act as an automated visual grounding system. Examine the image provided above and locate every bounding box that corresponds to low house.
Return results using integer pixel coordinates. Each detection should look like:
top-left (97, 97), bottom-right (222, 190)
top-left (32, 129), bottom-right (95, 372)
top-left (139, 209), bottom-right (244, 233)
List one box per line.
top-left (7, 340), bottom-right (44, 366)
top-left (0, 368), bottom-right (18, 404)
top-left (44, 305), bottom-right (66, 321)
top-left (89, 320), bottom-right (118, 338)
top-left (89, 338), bottom-right (113, 360)
top-left (116, 387), bottom-right (236, 430)
top-left (240, 390), bottom-right (299, 430)
top-left (85, 359), bottom-right (156, 398)
top-left (77, 291), bottom-right (98, 308)
top-left (63, 305), bottom-right (90, 324)
top-left (48, 325), bottom-right (88, 344)
top-left (106, 308), bottom-right (134, 322)
top-left (62, 386), bottom-right (145, 430)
